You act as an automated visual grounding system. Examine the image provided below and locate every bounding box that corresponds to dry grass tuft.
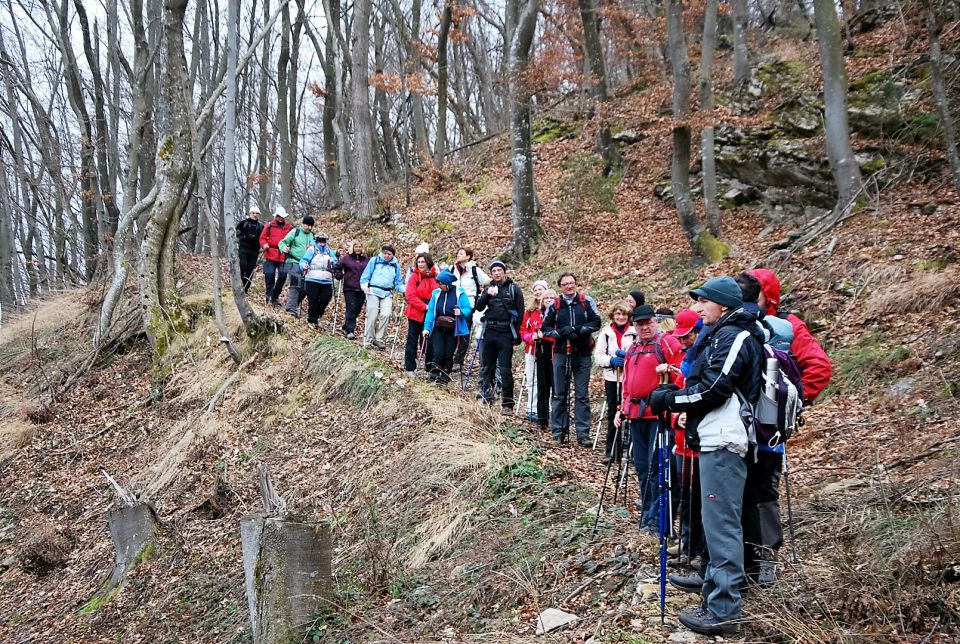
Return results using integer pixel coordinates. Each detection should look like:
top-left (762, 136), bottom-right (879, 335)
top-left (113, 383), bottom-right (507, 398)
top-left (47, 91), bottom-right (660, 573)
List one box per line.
top-left (16, 515), bottom-right (73, 575)
top-left (866, 269), bottom-right (960, 317)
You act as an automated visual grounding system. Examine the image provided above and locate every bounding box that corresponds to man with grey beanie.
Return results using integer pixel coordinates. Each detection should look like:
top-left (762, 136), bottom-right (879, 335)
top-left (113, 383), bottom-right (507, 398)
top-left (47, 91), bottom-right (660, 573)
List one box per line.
top-left (648, 276), bottom-right (765, 637)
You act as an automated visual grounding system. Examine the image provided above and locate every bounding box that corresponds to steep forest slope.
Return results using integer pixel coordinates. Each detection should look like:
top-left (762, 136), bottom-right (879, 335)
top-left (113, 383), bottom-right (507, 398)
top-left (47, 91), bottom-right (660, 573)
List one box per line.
top-left (1, 14), bottom-right (959, 644)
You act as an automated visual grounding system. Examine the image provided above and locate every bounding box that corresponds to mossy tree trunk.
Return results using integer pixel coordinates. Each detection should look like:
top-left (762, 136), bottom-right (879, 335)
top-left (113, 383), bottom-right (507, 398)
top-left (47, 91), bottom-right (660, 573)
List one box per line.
top-left (699, 0), bottom-right (720, 236)
top-left (137, 0), bottom-right (193, 358)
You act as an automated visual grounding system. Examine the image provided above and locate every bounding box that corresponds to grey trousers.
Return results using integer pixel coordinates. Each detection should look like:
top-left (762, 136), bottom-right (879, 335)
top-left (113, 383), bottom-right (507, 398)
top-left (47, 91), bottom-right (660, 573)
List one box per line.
top-left (699, 448), bottom-right (747, 622)
top-left (550, 353), bottom-right (592, 440)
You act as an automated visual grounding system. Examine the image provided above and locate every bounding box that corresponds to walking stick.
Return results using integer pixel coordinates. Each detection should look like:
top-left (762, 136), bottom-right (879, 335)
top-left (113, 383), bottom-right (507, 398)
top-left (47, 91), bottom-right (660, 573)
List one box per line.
top-left (592, 400), bottom-right (606, 450)
top-left (330, 278), bottom-right (343, 333)
top-left (515, 367), bottom-right (527, 417)
top-left (783, 445), bottom-right (799, 563)
top-left (389, 308), bottom-right (404, 358)
top-left (592, 420), bottom-right (621, 539)
top-left (417, 332), bottom-right (430, 373)
top-left (657, 409), bottom-right (669, 625)
top-left (462, 338), bottom-right (482, 394)
top-left (561, 344), bottom-right (573, 442)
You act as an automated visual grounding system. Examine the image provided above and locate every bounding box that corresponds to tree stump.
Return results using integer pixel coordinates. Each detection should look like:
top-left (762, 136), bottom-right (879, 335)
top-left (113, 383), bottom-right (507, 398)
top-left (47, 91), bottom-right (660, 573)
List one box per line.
top-left (80, 503), bottom-right (158, 614)
top-left (240, 516), bottom-right (332, 643)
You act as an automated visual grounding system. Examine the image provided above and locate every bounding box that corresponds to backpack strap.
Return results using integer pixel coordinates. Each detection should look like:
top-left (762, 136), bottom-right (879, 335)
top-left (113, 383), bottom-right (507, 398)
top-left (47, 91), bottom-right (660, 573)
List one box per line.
top-left (471, 264), bottom-right (480, 290)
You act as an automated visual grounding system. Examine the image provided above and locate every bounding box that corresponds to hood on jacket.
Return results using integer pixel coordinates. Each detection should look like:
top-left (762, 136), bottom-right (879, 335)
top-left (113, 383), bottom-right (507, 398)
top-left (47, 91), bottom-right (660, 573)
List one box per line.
top-left (749, 269), bottom-right (781, 314)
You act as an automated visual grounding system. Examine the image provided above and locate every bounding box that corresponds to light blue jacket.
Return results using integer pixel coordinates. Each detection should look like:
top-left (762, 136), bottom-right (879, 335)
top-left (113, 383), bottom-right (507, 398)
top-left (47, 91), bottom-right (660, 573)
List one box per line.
top-left (300, 244), bottom-right (339, 284)
top-left (360, 254), bottom-right (405, 298)
top-left (424, 287), bottom-right (473, 336)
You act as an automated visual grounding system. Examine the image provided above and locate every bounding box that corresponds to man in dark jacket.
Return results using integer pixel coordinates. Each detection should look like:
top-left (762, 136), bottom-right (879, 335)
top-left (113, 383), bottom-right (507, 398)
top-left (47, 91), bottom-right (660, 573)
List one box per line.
top-left (236, 204), bottom-right (264, 293)
top-left (334, 241), bottom-right (370, 339)
top-left (542, 273), bottom-right (602, 446)
top-left (475, 260), bottom-right (524, 411)
top-left (649, 276), bottom-right (765, 637)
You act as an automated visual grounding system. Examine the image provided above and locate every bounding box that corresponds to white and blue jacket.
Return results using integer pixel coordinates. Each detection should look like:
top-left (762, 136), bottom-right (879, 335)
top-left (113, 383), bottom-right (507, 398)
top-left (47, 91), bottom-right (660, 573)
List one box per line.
top-left (360, 254), bottom-right (405, 298)
top-left (300, 244), bottom-right (338, 284)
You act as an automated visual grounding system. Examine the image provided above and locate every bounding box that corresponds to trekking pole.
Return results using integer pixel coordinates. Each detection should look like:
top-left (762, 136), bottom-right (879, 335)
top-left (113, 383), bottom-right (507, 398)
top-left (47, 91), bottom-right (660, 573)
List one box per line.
top-left (592, 399), bottom-right (606, 450)
top-left (783, 445), bottom-right (799, 563)
top-left (462, 338), bottom-right (482, 395)
top-left (389, 308), bottom-right (403, 358)
top-left (657, 412), bottom-right (668, 625)
top-left (417, 333), bottom-right (430, 373)
top-left (562, 344), bottom-right (573, 442)
top-left (330, 278), bottom-right (343, 333)
top-left (591, 420), bottom-right (621, 539)
top-left (615, 430), bottom-right (631, 505)
top-left (515, 367), bottom-right (527, 417)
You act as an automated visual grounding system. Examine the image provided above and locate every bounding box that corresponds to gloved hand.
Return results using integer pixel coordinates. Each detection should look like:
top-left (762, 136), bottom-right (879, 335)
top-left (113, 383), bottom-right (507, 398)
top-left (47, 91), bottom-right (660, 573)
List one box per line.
top-left (610, 356), bottom-right (625, 368)
top-left (577, 326), bottom-right (592, 336)
top-left (560, 326), bottom-right (576, 338)
top-left (615, 349), bottom-right (626, 358)
top-left (648, 383), bottom-right (681, 413)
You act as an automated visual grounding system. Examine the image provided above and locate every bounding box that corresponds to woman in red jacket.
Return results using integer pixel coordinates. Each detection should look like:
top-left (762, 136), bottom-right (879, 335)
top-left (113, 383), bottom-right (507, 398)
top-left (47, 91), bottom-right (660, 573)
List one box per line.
top-left (520, 280), bottom-right (550, 422)
top-left (403, 253), bottom-right (438, 376)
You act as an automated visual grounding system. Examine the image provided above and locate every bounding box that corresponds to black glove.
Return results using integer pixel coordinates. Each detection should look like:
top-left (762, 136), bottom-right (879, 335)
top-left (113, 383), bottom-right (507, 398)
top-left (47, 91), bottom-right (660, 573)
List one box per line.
top-left (577, 326), bottom-right (591, 336)
top-left (648, 383), bottom-right (680, 414)
top-left (560, 326), bottom-right (576, 338)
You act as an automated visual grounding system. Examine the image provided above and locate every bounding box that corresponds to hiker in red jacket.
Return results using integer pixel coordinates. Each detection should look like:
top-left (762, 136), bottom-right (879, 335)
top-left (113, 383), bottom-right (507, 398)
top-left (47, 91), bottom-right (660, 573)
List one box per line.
top-left (258, 207), bottom-right (294, 306)
top-left (403, 253), bottom-right (439, 376)
top-left (749, 269), bottom-right (832, 404)
top-left (614, 304), bottom-right (682, 533)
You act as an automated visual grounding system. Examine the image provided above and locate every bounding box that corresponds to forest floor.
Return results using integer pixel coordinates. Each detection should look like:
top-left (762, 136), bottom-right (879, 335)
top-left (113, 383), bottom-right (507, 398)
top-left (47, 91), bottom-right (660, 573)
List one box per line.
top-left (1, 16), bottom-right (960, 643)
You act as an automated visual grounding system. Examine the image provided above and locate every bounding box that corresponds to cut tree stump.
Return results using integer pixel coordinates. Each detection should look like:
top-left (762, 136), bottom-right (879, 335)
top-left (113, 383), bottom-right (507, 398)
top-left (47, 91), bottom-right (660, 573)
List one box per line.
top-left (80, 503), bottom-right (158, 614)
top-left (241, 516), bottom-right (332, 643)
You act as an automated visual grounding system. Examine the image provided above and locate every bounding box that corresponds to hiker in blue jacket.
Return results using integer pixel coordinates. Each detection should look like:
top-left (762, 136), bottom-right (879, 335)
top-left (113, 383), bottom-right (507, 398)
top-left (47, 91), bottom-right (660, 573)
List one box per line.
top-left (299, 234), bottom-right (338, 327)
top-left (422, 270), bottom-right (473, 385)
top-left (360, 245), bottom-right (405, 349)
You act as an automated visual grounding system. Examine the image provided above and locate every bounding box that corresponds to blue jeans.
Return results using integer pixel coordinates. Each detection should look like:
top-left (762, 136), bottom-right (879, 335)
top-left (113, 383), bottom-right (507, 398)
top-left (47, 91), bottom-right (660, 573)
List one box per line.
top-left (263, 259), bottom-right (287, 303)
top-left (629, 418), bottom-right (659, 529)
top-left (698, 449), bottom-right (747, 622)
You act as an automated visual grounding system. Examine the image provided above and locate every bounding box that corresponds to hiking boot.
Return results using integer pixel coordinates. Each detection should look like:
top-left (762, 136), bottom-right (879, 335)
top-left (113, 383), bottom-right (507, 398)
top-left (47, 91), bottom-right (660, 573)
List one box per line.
top-left (667, 544), bottom-right (680, 557)
top-left (405, 371), bottom-right (416, 378)
top-left (678, 606), bottom-right (742, 637)
top-left (577, 437), bottom-right (591, 447)
top-left (601, 455), bottom-right (612, 465)
top-left (689, 555), bottom-right (702, 571)
top-left (758, 560), bottom-right (777, 586)
top-left (372, 340), bottom-right (386, 349)
top-left (346, 333), bottom-right (356, 340)
top-left (669, 570), bottom-right (704, 593)
top-left (667, 554), bottom-right (690, 569)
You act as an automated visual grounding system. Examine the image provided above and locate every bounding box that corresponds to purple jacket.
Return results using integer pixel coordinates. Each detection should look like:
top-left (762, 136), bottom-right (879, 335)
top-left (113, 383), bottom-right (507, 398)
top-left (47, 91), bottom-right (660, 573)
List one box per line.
top-left (335, 253), bottom-right (370, 292)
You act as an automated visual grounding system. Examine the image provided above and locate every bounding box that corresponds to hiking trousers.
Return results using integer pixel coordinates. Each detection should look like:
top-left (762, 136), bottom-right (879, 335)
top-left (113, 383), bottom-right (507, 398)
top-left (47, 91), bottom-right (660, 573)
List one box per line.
top-left (741, 449), bottom-right (784, 577)
top-left (534, 343), bottom-right (553, 427)
top-left (404, 318), bottom-right (434, 372)
top-left (430, 328), bottom-right (458, 384)
top-left (285, 266), bottom-right (307, 314)
top-left (239, 248), bottom-right (258, 293)
top-left (342, 290), bottom-right (365, 334)
top-left (698, 448), bottom-right (747, 622)
top-left (629, 418), bottom-right (659, 529)
top-left (363, 293), bottom-right (393, 345)
top-left (303, 282), bottom-right (333, 325)
top-left (479, 329), bottom-right (515, 409)
top-left (550, 352), bottom-right (591, 441)
top-left (523, 353), bottom-right (538, 416)
top-left (263, 259), bottom-right (287, 303)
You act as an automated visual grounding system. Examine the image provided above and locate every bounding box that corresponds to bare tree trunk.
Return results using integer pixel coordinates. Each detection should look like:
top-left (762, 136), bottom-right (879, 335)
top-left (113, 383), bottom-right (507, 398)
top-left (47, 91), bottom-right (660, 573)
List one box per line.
top-left (373, 16), bottom-right (401, 176)
top-left (812, 0), bottom-right (863, 210)
top-left (466, 20), bottom-right (500, 134)
top-left (350, 0), bottom-right (376, 220)
top-left (700, 0), bottom-right (720, 236)
top-left (666, 0), bottom-right (704, 249)
top-left (925, 4), bottom-right (960, 194)
top-left (434, 1), bottom-right (453, 166)
top-left (409, 0), bottom-right (430, 156)
top-left (732, 0), bottom-right (750, 90)
top-left (276, 1), bottom-right (294, 211)
top-left (578, 0), bottom-right (618, 173)
top-left (256, 0), bottom-right (273, 210)
top-left (503, 0), bottom-right (541, 262)
top-left (321, 0), bottom-right (342, 206)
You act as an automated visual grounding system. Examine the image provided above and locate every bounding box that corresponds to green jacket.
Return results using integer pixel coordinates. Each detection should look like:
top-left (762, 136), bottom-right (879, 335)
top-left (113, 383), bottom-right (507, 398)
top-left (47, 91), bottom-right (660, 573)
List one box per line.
top-left (278, 227), bottom-right (315, 264)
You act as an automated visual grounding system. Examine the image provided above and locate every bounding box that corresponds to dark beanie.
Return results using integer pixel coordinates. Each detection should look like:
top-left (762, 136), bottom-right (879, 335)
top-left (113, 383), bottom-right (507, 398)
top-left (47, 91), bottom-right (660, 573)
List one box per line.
top-left (302, 215), bottom-right (315, 226)
top-left (631, 304), bottom-right (656, 321)
top-left (689, 276), bottom-right (743, 310)
top-left (629, 290), bottom-right (645, 306)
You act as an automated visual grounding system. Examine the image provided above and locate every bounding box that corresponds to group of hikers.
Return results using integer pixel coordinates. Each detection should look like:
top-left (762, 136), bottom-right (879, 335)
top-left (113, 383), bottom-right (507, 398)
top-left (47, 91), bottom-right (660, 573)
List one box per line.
top-left (235, 204), bottom-right (832, 636)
